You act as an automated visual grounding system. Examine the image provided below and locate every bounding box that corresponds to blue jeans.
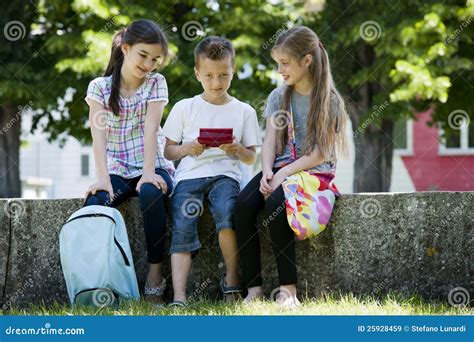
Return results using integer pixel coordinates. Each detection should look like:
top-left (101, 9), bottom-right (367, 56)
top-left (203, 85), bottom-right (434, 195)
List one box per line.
top-left (169, 175), bottom-right (240, 254)
top-left (84, 168), bottom-right (173, 264)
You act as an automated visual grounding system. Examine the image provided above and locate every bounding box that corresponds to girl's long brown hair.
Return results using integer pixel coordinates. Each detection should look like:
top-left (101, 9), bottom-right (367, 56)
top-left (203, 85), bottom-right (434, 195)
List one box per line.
top-left (272, 26), bottom-right (348, 161)
top-left (105, 19), bottom-right (168, 115)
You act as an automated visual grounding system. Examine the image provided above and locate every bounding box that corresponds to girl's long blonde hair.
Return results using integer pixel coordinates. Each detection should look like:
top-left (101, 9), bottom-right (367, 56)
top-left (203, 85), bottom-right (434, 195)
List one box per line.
top-left (272, 26), bottom-right (348, 160)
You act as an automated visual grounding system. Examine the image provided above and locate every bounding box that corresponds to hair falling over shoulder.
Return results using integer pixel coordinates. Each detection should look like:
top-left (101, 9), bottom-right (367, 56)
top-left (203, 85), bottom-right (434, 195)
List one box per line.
top-left (273, 26), bottom-right (348, 161)
top-left (104, 19), bottom-right (168, 115)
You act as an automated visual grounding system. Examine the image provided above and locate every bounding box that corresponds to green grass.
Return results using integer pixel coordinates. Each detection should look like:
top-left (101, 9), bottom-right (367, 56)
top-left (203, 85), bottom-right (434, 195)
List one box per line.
top-left (4, 293), bottom-right (472, 316)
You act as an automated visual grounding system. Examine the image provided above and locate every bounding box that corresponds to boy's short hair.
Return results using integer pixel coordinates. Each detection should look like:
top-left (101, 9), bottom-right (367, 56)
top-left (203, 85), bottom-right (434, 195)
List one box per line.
top-left (194, 36), bottom-right (235, 67)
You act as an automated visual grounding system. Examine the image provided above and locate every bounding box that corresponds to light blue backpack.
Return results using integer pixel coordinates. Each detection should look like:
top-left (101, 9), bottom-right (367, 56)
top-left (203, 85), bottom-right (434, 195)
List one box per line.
top-left (59, 205), bottom-right (140, 307)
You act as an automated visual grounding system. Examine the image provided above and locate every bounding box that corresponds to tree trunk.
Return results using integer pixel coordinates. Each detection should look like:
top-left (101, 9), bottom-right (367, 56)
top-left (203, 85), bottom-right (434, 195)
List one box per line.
top-left (349, 44), bottom-right (395, 193)
top-left (353, 119), bottom-right (394, 192)
top-left (0, 104), bottom-right (21, 198)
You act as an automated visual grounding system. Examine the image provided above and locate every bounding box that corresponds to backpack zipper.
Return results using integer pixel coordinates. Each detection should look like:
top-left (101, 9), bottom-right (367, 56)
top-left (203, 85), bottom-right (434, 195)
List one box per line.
top-left (65, 213), bottom-right (130, 266)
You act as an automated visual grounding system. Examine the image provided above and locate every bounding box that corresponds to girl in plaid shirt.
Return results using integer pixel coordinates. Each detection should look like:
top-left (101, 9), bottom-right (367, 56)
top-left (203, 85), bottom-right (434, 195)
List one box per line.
top-left (84, 19), bottom-right (174, 305)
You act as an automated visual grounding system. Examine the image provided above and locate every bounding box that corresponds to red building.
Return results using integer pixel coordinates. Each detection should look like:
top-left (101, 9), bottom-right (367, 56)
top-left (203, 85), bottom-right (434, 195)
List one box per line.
top-left (400, 109), bottom-right (474, 191)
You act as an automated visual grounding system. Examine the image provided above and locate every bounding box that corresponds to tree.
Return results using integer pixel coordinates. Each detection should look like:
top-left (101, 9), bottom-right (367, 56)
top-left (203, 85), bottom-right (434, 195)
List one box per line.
top-left (2, 0), bottom-right (471, 197)
top-left (0, 1), bottom-right (41, 197)
top-left (0, 0), bottom-right (293, 197)
top-left (309, 0), bottom-right (473, 192)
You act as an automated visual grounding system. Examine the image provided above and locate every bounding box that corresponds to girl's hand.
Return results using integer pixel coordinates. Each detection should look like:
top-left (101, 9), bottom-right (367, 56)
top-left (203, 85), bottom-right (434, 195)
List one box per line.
top-left (264, 170), bottom-right (288, 200)
top-left (219, 137), bottom-right (242, 158)
top-left (136, 172), bottom-right (167, 194)
top-left (259, 169), bottom-right (274, 197)
top-left (85, 178), bottom-right (114, 201)
top-left (184, 139), bottom-right (208, 157)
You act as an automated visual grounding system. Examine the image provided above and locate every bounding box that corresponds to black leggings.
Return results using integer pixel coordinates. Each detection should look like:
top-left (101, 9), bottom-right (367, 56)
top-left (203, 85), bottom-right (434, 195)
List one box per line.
top-left (234, 171), bottom-right (296, 288)
top-left (84, 168), bottom-right (173, 264)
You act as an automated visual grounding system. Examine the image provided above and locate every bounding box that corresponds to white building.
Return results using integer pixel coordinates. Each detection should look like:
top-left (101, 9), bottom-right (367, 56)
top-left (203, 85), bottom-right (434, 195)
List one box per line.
top-left (20, 113), bottom-right (414, 199)
top-left (20, 133), bottom-right (95, 199)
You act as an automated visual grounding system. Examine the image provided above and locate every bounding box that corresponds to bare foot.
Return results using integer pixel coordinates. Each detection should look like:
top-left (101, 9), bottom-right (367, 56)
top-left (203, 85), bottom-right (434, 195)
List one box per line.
top-left (275, 285), bottom-right (300, 309)
top-left (243, 286), bottom-right (265, 305)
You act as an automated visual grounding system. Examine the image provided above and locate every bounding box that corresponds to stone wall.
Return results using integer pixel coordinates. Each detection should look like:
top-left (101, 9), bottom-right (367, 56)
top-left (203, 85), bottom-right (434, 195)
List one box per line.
top-left (0, 192), bottom-right (472, 309)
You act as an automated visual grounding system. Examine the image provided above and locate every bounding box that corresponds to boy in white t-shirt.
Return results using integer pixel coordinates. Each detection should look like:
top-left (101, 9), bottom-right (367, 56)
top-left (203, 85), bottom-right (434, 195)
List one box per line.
top-left (162, 36), bottom-right (261, 305)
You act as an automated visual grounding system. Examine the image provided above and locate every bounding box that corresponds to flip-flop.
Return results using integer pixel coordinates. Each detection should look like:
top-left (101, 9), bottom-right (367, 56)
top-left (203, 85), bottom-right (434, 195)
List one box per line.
top-left (168, 300), bottom-right (186, 308)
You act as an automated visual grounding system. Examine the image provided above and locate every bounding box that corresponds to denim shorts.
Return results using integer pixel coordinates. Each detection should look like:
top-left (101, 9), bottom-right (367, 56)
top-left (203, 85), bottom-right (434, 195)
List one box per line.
top-left (169, 175), bottom-right (240, 254)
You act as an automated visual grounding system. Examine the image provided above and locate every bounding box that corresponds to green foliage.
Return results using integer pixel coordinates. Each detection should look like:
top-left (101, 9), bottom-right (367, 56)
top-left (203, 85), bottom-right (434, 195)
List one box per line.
top-left (2, 0), bottom-right (296, 144)
top-left (306, 0), bottom-right (473, 132)
top-left (1, 0), bottom-right (472, 144)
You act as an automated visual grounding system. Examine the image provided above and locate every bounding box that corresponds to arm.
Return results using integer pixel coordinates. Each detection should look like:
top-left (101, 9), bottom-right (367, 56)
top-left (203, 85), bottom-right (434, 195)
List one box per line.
top-left (164, 138), bottom-right (207, 161)
top-left (261, 117), bottom-right (277, 174)
top-left (259, 117), bottom-right (277, 195)
top-left (219, 138), bottom-right (257, 165)
top-left (142, 101), bottom-right (165, 175)
top-left (136, 101), bottom-right (168, 193)
top-left (85, 100), bottom-right (113, 199)
top-left (268, 148), bottom-right (325, 192)
top-left (236, 145), bottom-right (257, 164)
top-left (278, 148), bottom-right (325, 178)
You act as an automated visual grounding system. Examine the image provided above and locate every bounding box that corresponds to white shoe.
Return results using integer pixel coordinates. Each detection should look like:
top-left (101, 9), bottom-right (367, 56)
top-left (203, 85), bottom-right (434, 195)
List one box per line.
top-left (277, 295), bottom-right (301, 309)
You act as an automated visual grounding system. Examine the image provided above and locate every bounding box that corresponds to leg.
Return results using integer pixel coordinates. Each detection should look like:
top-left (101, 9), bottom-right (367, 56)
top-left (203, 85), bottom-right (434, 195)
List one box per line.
top-left (264, 185), bottom-right (299, 306)
top-left (139, 169), bottom-right (174, 290)
top-left (218, 229), bottom-right (239, 286)
top-left (207, 176), bottom-right (241, 290)
top-left (84, 174), bottom-right (136, 207)
top-left (169, 179), bottom-right (204, 302)
top-left (233, 172), bottom-right (266, 301)
top-left (171, 252), bottom-right (192, 303)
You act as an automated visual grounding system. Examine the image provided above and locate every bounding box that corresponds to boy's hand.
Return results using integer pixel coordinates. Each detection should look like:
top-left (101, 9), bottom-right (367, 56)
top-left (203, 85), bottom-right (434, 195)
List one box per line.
top-left (184, 139), bottom-right (208, 157)
top-left (219, 137), bottom-right (242, 158)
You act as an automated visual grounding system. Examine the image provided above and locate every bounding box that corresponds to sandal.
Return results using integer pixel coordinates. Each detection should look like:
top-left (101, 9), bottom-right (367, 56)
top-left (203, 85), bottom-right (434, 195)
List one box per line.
top-left (144, 277), bottom-right (166, 304)
top-left (220, 274), bottom-right (242, 301)
top-left (168, 300), bottom-right (186, 308)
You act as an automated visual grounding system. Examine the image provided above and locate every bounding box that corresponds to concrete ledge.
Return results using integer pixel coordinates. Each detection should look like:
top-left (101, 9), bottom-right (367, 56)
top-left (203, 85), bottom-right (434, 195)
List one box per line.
top-left (1, 192), bottom-right (472, 309)
top-left (0, 200), bottom-right (9, 308)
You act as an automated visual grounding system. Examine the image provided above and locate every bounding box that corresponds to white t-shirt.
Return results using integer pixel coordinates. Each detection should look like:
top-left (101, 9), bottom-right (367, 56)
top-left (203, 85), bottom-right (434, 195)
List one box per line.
top-left (162, 95), bottom-right (262, 184)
